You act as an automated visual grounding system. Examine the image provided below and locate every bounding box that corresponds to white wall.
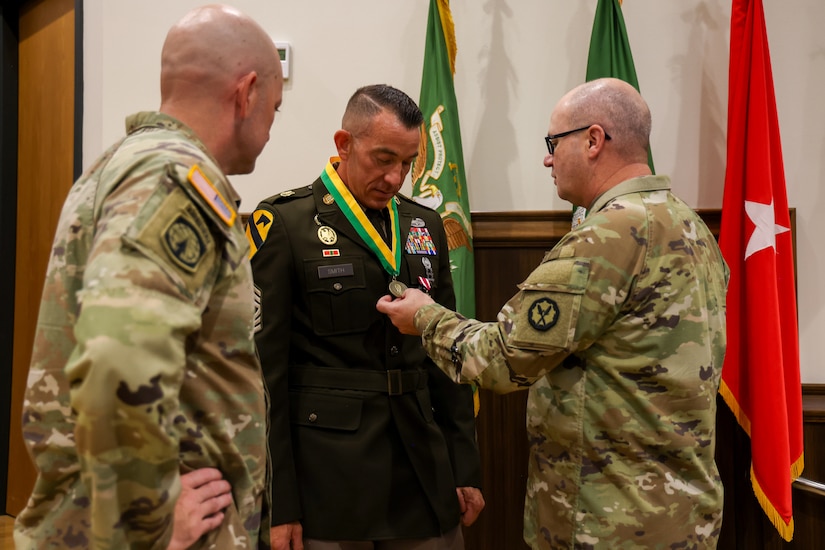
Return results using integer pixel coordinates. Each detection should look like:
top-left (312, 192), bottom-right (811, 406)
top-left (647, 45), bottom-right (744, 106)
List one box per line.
top-left (83, 0), bottom-right (825, 384)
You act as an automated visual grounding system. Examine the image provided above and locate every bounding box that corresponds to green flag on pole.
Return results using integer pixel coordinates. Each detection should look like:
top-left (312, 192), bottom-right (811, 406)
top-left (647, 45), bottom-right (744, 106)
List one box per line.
top-left (413, 0), bottom-right (478, 415)
top-left (574, 0), bottom-right (653, 226)
top-left (586, 0), bottom-right (653, 171)
top-left (412, 0), bottom-right (475, 320)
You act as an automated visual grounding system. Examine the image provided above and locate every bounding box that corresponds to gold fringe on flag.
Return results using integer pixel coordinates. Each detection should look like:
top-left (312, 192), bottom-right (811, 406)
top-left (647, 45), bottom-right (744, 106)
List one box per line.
top-left (436, 0), bottom-right (457, 75)
top-left (719, 379), bottom-right (805, 541)
top-left (751, 467), bottom-right (795, 541)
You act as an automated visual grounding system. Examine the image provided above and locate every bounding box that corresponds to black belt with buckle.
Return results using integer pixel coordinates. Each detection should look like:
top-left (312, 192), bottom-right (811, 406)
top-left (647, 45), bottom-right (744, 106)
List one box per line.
top-left (288, 366), bottom-right (427, 396)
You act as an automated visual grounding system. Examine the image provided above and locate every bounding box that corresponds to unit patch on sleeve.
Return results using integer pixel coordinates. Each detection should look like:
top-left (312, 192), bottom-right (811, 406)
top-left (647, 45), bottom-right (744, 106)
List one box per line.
top-left (246, 209), bottom-right (273, 258)
top-left (527, 297), bottom-right (560, 331)
top-left (163, 215), bottom-right (206, 272)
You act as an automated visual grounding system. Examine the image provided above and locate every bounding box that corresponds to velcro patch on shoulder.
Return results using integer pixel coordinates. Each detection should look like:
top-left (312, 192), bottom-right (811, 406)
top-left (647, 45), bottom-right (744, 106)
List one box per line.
top-left (129, 187), bottom-right (216, 293)
top-left (510, 290), bottom-right (578, 351)
top-left (188, 164), bottom-right (236, 226)
top-left (510, 258), bottom-right (590, 351)
top-left (522, 257), bottom-right (589, 289)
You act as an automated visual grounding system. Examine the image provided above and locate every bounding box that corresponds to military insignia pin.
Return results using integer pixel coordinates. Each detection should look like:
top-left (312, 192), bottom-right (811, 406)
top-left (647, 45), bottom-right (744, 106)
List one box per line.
top-left (323, 193), bottom-right (335, 205)
top-left (318, 226), bottom-right (338, 245)
top-left (422, 257), bottom-right (434, 280)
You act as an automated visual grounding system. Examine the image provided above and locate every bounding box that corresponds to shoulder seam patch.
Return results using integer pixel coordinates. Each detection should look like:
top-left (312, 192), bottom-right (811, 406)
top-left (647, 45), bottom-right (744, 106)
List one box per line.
top-left (187, 165), bottom-right (236, 226)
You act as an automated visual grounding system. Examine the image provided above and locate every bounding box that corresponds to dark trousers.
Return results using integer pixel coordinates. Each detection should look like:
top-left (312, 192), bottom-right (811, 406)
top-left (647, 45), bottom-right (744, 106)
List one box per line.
top-left (304, 526), bottom-right (464, 550)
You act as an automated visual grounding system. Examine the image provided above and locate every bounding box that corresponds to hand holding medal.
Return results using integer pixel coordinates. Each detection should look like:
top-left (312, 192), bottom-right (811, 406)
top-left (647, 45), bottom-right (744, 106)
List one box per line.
top-left (376, 286), bottom-right (436, 336)
top-left (389, 279), bottom-right (408, 299)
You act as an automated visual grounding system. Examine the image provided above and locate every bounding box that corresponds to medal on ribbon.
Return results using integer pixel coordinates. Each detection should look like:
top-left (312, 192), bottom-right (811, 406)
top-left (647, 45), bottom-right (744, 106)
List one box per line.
top-left (320, 159), bottom-right (403, 293)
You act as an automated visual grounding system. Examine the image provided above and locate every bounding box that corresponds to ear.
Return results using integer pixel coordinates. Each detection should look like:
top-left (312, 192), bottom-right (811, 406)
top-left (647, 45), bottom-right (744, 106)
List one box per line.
top-left (333, 129), bottom-right (353, 160)
top-left (586, 125), bottom-right (608, 158)
top-left (235, 71), bottom-right (258, 118)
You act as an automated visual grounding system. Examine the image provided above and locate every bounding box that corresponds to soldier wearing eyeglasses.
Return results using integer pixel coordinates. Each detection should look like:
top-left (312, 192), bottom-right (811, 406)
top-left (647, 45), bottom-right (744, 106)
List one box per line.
top-left (379, 78), bottom-right (728, 550)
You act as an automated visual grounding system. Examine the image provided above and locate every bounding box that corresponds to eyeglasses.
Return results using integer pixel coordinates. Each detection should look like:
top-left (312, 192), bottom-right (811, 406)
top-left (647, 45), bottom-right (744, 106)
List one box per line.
top-left (545, 125), bottom-right (612, 155)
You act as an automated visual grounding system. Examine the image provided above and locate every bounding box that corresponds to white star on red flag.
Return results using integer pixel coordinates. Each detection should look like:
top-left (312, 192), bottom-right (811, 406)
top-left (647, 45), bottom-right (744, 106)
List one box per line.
top-left (744, 199), bottom-right (790, 260)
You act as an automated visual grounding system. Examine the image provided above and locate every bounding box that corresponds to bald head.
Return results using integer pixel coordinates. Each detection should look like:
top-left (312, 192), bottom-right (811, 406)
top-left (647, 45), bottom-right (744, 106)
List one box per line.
top-left (160, 4), bottom-right (281, 104)
top-left (558, 78), bottom-right (651, 163)
top-left (158, 4), bottom-right (283, 175)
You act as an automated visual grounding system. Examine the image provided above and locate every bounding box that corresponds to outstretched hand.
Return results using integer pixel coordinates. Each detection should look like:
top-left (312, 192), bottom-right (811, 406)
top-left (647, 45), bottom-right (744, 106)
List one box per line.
top-left (376, 288), bottom-right (435, 335)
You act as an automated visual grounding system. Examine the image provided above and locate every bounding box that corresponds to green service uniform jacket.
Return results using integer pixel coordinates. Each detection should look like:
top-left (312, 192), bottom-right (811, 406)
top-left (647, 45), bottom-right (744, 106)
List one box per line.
top-left (247, 168), bottom-right (482, 541)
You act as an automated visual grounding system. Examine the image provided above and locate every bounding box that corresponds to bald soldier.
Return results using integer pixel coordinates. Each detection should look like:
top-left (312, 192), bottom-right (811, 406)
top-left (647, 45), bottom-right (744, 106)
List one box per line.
top-left (378, 78), bottom-right (728, 549)
top-left (14, 5), bottom-right (283, 549)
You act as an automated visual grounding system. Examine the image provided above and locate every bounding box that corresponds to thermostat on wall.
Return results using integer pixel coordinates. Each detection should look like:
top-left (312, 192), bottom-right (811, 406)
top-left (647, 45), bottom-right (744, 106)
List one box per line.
top-left (275, 41), bottom-right (291, 79)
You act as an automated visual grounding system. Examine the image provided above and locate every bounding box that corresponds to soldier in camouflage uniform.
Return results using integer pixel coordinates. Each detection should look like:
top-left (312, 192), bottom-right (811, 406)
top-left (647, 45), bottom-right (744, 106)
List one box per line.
top-left (14, 6), bottom-right (283, 549)
top-left (378, 78), bottom-right (729, 549)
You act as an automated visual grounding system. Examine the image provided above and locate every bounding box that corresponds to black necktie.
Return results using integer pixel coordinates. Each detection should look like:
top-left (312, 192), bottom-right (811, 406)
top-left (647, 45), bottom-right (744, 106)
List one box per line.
top-left (366, 208), bottom-right (390, 245)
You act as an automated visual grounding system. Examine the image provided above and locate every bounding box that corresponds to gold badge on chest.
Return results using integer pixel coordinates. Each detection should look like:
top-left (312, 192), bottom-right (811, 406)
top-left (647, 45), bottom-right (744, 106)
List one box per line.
top-left (318, 226), bottom-right (338, 245)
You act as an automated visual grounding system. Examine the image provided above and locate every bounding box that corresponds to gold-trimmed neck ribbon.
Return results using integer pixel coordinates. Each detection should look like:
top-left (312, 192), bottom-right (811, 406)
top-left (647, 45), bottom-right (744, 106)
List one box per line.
top-left (320, 158), bottom-right (401, 276)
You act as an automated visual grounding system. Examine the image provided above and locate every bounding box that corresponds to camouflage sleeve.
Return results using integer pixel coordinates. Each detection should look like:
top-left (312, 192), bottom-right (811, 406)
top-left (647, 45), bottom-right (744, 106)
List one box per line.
top-left (415, 235), bottom-right (628, 393)
top-left (415, 302), bottom-right (535, 394)
top-left (66, 177), bottom-right (215, 547)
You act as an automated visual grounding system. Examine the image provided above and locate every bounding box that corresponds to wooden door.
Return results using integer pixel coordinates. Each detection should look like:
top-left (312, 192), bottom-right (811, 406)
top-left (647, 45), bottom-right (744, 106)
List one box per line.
top-left (6, 0), bottom-right (76, 515)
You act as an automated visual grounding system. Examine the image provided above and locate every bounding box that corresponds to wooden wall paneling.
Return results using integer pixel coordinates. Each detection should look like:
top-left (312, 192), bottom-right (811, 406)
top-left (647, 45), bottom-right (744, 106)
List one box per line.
top-left (8, 0), bottom-right (76, 514)
top-left (790, 388), bottom-right (825, 547)
top-left (464, 212), bottom-right (569, 550)
top-left (1, 1), bottom-right (21, 516)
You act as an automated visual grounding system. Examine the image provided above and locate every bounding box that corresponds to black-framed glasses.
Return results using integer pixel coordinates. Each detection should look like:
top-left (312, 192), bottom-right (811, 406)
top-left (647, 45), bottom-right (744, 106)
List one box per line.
top-left (545, 125), bottom-right (611, 155)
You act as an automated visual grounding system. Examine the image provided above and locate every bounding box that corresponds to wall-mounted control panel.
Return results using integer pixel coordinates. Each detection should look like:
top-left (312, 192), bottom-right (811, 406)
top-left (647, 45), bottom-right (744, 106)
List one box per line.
top-left (275, 41), bottom-right (291, 79)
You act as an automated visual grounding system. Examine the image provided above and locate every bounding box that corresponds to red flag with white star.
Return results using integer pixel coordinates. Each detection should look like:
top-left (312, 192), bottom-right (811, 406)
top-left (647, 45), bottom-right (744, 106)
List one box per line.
top-left (718, 0), bottom-right (803, 541)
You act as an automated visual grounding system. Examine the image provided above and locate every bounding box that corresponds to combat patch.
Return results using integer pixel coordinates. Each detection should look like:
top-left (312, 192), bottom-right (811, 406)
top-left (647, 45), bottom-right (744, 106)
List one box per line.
top-left (163, 216), bottom-right (206, 272)
top-left (126, 187), bottom-right (216, 295)
top-left (246, 208), bottom-right (274, 259)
